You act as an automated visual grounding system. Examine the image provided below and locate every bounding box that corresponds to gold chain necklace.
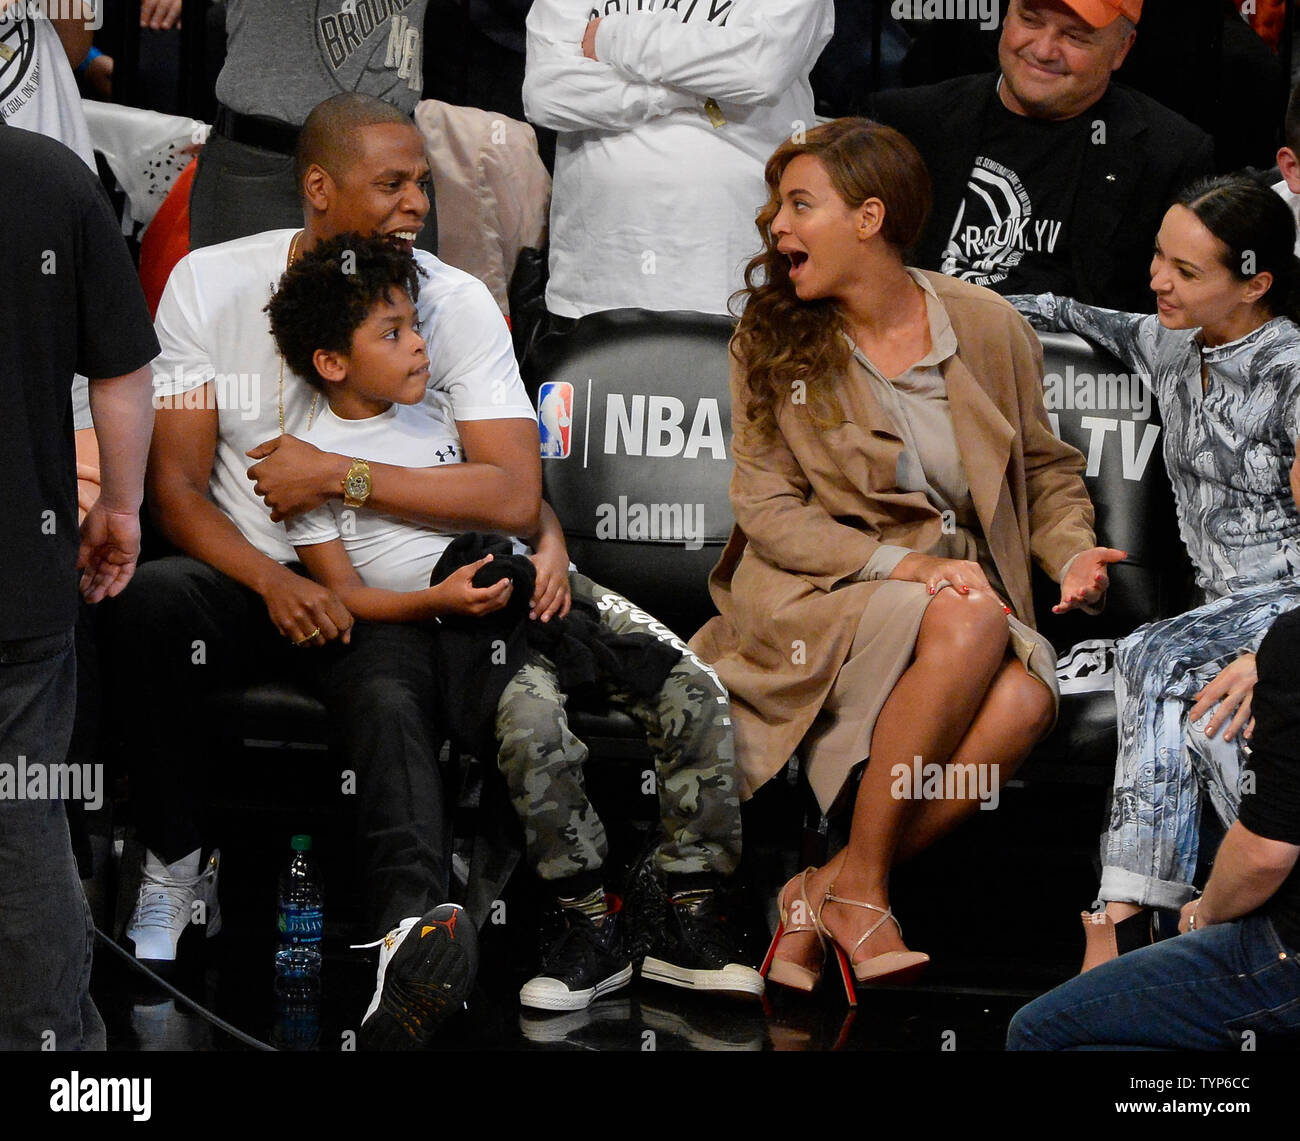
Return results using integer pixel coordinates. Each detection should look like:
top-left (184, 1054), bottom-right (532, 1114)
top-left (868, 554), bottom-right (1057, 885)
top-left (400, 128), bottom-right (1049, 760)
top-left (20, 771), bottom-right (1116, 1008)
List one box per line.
top-left (278, 230), bottom-right (320, 434)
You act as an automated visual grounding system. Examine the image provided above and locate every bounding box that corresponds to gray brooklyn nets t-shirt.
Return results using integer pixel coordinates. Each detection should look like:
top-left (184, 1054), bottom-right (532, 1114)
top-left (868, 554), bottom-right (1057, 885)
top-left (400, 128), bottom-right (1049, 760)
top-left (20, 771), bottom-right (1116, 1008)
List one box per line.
top-left (216, 0), bottom-right (429, 125)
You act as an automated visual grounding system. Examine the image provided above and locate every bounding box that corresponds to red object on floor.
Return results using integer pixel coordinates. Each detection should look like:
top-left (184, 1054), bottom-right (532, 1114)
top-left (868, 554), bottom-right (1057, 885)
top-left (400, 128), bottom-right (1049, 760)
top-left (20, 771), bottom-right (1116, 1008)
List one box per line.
top-left (138, 157), bottom-right (196, 318)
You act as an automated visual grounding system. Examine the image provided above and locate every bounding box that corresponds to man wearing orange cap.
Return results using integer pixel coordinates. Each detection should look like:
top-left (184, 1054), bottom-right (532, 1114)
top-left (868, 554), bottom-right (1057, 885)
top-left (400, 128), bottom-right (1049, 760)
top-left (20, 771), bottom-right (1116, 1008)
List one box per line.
top-left (874, 0), bottom-right (1213, 312)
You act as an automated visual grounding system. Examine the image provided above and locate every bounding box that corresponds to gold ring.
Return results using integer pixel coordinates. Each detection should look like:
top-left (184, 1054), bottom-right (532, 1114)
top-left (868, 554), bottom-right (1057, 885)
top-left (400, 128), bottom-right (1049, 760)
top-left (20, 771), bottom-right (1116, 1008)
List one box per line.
top-left (295, 626), bottom-right (322, 646)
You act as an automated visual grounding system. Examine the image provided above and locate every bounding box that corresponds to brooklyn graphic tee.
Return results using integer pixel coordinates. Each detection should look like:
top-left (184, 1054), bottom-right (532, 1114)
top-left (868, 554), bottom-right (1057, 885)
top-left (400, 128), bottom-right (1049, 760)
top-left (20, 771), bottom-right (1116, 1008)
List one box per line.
top-left (0, 14), bottom-right (94, 168)
top-left (216, 0), bottom-right (429, 125)
top-left (941, 91), bottom-right (1091, 296)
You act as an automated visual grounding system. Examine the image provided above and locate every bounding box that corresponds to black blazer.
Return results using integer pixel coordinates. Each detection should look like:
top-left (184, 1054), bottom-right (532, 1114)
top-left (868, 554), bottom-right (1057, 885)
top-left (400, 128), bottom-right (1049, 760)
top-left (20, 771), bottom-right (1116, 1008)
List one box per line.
top-left (872, 74), bottom-right (1216, 313)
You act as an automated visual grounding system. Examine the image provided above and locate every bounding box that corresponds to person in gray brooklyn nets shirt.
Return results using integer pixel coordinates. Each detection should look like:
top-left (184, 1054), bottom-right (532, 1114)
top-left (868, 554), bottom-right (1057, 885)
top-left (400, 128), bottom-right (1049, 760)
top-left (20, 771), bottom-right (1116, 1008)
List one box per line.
top-left (190, 0), bottom-right (433, 250)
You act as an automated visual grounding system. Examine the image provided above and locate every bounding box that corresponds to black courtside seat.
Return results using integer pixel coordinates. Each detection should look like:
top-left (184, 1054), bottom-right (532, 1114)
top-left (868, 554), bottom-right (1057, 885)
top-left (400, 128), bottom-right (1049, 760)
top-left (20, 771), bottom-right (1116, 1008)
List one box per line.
top-left (186, 318), bottom-right (1192, 894)
top-left (1021, 331), bottom-right (1192, 783)
top-left (532, 314), bottom-right (1194, 787)
top-left (532, 308), bottom-right (736, 762)
top-left (534, 308), bottom-right (736, 634)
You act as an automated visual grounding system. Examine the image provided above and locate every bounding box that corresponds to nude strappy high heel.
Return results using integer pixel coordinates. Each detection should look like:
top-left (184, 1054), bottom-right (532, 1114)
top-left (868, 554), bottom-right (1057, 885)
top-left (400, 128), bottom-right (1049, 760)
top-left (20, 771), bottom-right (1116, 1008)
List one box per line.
top-left (817, 884), bottom-right (931, 998)
top-left (760, 868), bottom-right (825, 994)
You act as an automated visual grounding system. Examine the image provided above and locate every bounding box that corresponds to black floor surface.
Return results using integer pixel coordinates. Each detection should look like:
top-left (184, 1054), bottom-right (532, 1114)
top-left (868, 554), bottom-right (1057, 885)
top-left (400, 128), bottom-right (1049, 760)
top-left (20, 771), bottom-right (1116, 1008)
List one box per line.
top-left (13, 769), bottom-right (1287, 1127)
top-left (88, 771), bottom-right (1101, 1055)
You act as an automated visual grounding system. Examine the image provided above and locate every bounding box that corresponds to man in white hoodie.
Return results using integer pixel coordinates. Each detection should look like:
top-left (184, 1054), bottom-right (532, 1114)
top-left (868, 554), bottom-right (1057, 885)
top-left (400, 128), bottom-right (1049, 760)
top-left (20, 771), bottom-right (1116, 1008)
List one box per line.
top-left (524, 0), bottom-right (834, 319)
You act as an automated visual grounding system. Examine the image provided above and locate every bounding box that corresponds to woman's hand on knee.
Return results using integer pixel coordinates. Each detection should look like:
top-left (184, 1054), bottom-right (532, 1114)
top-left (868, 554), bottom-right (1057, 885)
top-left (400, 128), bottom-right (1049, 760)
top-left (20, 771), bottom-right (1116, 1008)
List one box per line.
top-left (891, 553), bottom-right (999, 600)
top-left (1190, 653), bottom-right (1258, 742)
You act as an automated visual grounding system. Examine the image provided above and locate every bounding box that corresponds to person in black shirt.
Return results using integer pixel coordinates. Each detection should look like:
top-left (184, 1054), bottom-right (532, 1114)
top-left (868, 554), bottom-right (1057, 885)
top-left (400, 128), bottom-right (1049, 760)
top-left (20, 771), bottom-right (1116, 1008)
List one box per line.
top-left (1008, 599), bottom-right (1300, 1049)
top-left (0, 124), bottom-right (158, 1050)
top-left (873, 0), bottom-right (1214, 311)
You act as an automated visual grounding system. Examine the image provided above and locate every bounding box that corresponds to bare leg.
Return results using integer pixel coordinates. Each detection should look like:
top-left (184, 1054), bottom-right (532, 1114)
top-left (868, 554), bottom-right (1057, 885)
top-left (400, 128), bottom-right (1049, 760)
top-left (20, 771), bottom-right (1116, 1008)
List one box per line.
top-left (1104, 901), bottom-right (1144, 921)
top-left (893, 657), bottom-right (1054, 862)
top-left (776, 588), bottom-right (1012, 970)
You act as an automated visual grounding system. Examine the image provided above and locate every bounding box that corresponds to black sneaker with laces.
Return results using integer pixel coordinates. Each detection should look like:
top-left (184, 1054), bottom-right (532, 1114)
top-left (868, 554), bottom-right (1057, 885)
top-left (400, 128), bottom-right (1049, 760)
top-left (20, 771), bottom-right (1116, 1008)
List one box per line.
top-left (622, 851), bottom-right (669, 965)
top-left (519, 896), bottom-right (633, 1012)
top-left (640, 886), bottom-right (765, 998)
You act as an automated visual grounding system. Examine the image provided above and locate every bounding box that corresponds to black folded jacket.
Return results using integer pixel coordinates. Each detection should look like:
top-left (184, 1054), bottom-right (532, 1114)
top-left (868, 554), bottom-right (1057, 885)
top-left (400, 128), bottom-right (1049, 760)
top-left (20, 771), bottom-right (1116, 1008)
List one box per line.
top-left (430, 532), bottom-right (680, 757)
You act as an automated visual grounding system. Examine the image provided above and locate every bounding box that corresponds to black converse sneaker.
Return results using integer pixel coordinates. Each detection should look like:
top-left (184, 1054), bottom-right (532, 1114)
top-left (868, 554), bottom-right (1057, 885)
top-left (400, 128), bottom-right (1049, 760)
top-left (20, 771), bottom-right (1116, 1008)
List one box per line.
top-left (640, 886), bottom-right (764, 998)
top-left (518, 896), bottom-right (633, 1012)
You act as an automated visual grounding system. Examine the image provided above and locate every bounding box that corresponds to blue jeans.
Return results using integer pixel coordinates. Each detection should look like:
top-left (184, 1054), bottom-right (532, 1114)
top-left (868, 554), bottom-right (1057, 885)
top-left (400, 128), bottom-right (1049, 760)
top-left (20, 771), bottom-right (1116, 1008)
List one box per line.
top-left (1007, 914), bottom-right (1300, 1050)
top-left (0, 629), bottom-right (105, 1051)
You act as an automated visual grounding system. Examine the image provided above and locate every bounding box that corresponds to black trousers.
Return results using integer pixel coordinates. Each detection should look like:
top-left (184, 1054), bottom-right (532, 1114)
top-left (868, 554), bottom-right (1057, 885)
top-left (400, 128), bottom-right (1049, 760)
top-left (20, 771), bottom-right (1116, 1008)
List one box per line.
top-left (102, 555), bottom-right (448, 937)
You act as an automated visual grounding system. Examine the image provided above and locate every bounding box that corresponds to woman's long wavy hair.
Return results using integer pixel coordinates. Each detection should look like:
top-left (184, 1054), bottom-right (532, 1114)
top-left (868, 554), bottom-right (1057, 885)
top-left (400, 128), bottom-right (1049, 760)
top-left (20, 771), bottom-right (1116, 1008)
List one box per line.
top-left (731, 118), bottom-right (932, 439)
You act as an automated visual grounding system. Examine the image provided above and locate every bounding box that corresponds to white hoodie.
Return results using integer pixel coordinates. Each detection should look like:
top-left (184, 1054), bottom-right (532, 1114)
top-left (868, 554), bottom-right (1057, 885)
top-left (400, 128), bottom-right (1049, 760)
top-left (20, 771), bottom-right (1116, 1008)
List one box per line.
top-left (525, 0), bottom-right (834, 318)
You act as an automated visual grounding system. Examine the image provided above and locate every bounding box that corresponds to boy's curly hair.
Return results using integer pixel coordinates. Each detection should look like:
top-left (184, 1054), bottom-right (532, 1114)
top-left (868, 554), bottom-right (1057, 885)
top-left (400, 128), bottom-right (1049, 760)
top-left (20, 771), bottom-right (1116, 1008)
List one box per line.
top-left (265, 231), bottom-right (425, 388)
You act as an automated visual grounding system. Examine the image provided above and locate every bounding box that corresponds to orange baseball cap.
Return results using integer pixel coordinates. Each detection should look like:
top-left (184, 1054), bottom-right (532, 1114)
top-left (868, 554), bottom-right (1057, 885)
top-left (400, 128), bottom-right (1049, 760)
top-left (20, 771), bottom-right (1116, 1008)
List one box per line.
top-left (1057, 0), bottom-right (1143, 26)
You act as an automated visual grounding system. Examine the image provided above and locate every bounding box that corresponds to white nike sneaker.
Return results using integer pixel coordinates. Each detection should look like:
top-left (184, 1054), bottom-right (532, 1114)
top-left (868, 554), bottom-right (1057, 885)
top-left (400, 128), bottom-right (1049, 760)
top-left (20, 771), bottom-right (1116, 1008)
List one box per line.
top-left (125, 848), bottom-right (222, 962)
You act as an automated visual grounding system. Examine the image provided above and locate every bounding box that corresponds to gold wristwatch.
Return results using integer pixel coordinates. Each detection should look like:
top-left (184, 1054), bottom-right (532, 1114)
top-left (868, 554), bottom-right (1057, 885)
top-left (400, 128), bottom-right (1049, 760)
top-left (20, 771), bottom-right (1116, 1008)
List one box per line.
top-left (341, 458), bottom-right (372, 509)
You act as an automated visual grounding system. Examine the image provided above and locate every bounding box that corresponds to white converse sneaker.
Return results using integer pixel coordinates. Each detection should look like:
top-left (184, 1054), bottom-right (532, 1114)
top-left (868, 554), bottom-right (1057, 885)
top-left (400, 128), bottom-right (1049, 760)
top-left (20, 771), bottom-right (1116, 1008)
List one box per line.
top-left (355, 903), bottom-right (478, 1050)
top-left (125, 848), bottom-right (222, 962)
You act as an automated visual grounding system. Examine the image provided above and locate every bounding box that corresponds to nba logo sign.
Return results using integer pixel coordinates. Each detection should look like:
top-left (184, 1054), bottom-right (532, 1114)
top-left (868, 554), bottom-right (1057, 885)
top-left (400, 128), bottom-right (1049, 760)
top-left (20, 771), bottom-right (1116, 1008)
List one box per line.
top-left (538, 381), bottom-right (573, 458)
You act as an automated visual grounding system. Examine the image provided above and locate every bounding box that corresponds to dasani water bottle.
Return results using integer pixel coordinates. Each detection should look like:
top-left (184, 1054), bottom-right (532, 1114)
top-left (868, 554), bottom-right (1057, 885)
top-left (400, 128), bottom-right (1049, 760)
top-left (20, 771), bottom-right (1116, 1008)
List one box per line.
top-left (275, 834), bottom-right (323, 993)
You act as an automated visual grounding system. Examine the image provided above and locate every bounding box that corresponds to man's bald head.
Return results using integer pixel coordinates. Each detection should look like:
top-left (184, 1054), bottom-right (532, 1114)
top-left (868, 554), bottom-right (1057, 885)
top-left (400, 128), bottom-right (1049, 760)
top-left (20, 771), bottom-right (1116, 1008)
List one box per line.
top-left (295, 93), bottom-right (418, 199)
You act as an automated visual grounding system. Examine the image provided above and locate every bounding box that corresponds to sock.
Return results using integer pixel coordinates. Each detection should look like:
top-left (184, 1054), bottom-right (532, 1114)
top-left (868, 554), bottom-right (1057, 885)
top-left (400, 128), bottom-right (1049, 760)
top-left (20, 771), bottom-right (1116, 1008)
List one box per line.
top-left (663, 871), bottom-right (724, 897)
top-left (557, 886), bottom-right (607, 921)
top-left (144, 847), bottom-right (201, 879)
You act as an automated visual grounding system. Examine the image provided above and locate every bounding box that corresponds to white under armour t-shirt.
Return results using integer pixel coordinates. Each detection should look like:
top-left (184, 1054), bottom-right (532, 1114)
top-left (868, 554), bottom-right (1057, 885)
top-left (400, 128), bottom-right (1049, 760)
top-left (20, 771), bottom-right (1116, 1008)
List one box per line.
top-left (152, 229), bottom-right (537, 564)
top-left (284, 401), bottom-right (465, 593)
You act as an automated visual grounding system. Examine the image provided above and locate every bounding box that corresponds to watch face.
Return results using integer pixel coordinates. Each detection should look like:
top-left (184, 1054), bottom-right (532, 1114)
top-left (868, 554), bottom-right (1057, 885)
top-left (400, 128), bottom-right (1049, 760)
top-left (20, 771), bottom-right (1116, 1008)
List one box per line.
top-left (345, 472), bottom-right (370, 499)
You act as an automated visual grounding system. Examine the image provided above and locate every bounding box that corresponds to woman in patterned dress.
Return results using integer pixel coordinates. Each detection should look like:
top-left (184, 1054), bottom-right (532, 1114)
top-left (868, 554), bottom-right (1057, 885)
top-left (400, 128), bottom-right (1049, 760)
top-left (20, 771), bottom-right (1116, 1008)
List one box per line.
top-left (1013, 175), bottom-right (1300, 971)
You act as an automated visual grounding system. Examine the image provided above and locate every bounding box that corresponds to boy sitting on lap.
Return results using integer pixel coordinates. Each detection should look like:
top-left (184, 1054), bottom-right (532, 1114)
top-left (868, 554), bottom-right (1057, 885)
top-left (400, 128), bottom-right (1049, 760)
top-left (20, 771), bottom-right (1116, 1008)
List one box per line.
top-left (266, 233), bottom-right (760, 1011)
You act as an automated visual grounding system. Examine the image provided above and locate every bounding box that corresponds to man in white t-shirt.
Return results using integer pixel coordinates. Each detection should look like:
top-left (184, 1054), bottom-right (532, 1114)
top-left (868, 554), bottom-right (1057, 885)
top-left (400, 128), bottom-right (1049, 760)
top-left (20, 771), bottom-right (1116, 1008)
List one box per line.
top-left (523, 0), bottom-right (834, 319)
top-left (104, 94), bottom-right (540, 1048)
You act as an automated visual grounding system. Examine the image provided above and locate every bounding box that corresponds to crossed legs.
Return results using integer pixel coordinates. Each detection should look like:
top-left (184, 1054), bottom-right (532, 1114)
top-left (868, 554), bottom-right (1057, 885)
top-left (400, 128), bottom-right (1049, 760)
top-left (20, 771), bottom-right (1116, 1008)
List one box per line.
top-left (776, 588), bottom-right (1054, 974)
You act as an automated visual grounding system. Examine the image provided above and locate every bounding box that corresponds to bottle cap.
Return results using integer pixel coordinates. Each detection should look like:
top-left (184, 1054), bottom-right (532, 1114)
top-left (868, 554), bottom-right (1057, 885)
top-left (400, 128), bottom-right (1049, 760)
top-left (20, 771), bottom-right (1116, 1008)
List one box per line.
top-left (290, 834), bottom-right (313, 851)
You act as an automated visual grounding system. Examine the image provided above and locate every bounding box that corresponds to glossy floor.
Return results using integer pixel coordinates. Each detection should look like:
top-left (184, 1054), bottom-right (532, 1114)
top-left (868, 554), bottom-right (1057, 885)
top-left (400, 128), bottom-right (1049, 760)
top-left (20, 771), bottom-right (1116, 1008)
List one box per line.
top-left (91, 776), bottom-right (1103, 1053)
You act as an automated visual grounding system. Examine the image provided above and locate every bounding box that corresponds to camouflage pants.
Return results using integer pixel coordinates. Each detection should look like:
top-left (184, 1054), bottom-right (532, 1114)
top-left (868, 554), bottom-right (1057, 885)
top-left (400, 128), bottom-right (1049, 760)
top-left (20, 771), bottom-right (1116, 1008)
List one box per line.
top-left (494, 573), bottom-right (742, 882)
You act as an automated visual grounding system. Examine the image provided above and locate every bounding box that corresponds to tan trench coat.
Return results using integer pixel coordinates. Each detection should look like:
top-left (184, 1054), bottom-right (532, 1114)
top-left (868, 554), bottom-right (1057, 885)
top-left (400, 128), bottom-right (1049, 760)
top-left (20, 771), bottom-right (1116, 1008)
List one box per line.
top-left (689, 272), bottom-right (1097, 799)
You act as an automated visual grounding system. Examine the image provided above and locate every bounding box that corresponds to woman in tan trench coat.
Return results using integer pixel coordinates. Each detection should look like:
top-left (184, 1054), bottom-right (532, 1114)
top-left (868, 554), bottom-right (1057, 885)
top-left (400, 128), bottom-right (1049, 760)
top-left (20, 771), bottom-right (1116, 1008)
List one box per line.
top-left (689, 119), bottom-right (1126, 999)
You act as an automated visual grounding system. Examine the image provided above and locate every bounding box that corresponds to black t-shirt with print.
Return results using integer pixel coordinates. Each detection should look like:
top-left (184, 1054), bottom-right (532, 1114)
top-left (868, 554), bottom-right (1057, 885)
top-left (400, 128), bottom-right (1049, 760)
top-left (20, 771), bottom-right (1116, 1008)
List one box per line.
top-left (1238, 607), bottom-right (1300, 949)
top-left (940, 93), bottom-right (1092, 297)
top-left (1, 125), bottom-right (159, 642)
